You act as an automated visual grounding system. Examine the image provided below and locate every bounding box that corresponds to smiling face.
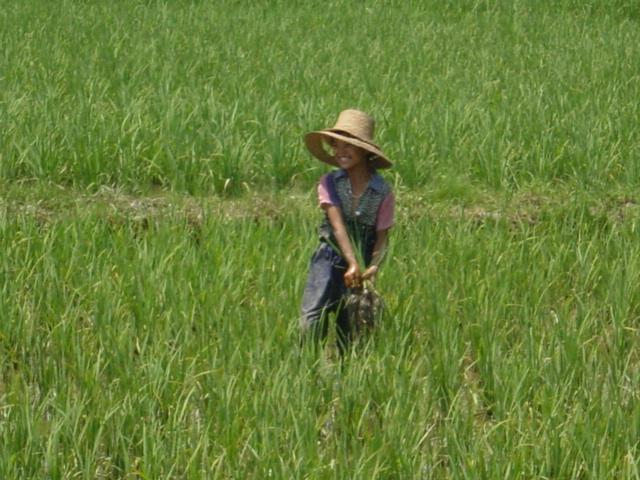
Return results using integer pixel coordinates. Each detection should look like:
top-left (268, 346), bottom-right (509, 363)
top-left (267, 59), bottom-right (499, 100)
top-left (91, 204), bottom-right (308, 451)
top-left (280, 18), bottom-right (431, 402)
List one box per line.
top-left (327, 137), bottom-right (369, 171)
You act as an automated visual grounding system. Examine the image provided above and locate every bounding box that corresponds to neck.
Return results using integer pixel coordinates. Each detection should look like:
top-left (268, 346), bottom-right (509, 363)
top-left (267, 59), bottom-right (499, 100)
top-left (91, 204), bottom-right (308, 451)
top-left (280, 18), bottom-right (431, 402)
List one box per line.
top-left (344, 163), bottom-right (372, 189)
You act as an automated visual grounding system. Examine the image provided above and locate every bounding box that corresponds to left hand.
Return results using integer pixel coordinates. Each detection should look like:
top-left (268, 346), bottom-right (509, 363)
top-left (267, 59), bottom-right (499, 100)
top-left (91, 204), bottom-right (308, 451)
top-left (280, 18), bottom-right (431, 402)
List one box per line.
top-left (361, 265), bottom-right (379, 282)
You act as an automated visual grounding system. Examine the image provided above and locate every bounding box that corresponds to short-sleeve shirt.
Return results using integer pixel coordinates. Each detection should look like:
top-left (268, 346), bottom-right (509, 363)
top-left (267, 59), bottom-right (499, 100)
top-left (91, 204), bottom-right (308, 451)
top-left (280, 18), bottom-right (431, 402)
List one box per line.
top-left (317, 172), bottom-right (395, 231)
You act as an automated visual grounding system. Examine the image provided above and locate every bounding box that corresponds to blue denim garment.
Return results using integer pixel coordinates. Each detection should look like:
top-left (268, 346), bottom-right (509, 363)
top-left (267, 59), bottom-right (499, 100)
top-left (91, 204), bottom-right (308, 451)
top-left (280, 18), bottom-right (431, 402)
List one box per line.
top-left (299, 242), bottom-right (352, 348)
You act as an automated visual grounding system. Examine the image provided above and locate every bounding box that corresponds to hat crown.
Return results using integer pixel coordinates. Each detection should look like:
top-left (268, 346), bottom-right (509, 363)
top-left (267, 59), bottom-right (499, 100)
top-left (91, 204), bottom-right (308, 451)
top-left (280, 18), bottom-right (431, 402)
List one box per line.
top-left (331, 109), bottom-right (375, 144)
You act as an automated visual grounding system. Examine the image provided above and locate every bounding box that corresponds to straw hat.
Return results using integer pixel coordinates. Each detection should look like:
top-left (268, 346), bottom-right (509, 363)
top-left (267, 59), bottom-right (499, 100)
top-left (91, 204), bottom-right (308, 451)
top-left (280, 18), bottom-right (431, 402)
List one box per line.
top-left (304, 109), bottom-right (392, 169)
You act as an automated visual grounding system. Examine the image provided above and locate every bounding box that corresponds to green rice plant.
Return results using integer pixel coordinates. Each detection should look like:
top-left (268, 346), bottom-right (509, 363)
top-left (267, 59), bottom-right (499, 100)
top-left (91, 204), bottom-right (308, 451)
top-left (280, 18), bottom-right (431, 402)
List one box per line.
top-left (2, 188), bottom-right (640, 477)
top-left (2, 0), bottom-right (640, 192)
top-left (3, 0), bottom-right (640, 477)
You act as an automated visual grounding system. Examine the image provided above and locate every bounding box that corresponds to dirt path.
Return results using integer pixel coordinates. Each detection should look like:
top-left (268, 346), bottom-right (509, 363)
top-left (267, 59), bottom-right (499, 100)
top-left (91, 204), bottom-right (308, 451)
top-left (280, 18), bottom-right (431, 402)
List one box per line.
top-left (2, 183), bottom-right (640, 228)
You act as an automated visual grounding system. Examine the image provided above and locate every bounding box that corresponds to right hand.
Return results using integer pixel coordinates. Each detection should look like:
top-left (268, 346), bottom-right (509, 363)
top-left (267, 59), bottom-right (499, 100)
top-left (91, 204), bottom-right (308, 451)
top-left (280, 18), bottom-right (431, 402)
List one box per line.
top-left (344, 263), bottom-right (362, 289)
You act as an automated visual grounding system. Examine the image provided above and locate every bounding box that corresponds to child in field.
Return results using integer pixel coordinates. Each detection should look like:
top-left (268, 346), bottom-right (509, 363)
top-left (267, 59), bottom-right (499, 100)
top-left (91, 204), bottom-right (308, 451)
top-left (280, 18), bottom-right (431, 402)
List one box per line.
top-left (300, 109), bottom-right (395, 352)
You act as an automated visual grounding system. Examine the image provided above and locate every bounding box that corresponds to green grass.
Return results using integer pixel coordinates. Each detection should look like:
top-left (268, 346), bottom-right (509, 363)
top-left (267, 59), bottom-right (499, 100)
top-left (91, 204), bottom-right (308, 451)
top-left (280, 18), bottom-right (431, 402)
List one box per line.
top-left (1, 0), bottom-right (640, 193)
top-left (2, 188), bottom-right (640, 478)
top-left (3, 0), bottom-right (640, 477)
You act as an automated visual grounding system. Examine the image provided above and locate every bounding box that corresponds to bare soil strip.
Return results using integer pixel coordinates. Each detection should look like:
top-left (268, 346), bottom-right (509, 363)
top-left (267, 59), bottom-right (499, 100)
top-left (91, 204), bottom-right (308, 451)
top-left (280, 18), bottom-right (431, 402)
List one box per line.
top-left (2, 184), bottom-right (640, 228)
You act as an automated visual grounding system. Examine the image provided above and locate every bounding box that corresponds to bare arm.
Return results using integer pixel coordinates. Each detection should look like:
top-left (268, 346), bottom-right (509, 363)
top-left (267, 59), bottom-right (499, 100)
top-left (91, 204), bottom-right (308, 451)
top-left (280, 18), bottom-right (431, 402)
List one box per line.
top-left (362, 229), bottom-right (389, 281)
top-left (323, 204), bottom-right (361, 288)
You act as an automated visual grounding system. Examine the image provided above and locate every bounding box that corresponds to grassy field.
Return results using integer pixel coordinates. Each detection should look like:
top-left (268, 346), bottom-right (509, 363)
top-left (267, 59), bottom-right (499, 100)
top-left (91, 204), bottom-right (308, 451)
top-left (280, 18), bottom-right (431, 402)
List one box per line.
top-left (2, 0), bottom-right (640, 478)
top-left (2, 187), bottom-right (640, 478)
top-left (2, 0), bottom-right (640, 193)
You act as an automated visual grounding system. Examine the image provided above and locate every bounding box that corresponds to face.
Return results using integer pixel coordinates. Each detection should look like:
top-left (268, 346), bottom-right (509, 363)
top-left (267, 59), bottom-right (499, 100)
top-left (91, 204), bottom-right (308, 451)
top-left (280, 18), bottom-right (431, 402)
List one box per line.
top-left (328, 137), bottom-right (368, 171)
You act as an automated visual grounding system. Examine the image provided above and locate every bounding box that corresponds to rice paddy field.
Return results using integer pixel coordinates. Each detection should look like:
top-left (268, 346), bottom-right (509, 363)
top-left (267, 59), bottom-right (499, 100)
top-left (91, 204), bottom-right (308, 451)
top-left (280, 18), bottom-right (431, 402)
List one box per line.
top-left (2, 0), bottom-right (640, 478)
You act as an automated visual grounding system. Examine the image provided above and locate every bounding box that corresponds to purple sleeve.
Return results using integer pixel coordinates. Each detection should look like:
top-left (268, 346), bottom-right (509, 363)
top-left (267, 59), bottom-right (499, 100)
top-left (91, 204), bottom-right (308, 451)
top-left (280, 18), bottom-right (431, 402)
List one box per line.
top-left (376, 192), bottom-right (395, 231)
top-left (317, 174), bottom-right (333, 207)
top-left (317, 173), bottom-right (339, 207)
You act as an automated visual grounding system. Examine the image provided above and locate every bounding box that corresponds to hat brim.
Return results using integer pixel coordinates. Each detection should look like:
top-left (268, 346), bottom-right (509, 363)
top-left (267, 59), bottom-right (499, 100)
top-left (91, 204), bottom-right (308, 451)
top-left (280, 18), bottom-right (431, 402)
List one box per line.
top-left (304, 130), bottom-right (392, 169)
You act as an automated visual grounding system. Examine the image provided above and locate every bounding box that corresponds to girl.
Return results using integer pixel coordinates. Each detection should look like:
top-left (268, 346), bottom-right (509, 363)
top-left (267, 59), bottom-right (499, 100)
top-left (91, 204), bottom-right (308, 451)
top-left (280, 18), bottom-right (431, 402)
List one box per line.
top-left (300, 109), bottom-right (395, 352)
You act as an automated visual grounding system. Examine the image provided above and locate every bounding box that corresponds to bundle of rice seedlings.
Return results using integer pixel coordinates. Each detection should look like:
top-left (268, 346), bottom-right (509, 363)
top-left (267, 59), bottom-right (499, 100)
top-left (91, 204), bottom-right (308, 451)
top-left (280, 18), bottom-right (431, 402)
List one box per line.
top-left (345, 280), bottom-right (384, 339)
